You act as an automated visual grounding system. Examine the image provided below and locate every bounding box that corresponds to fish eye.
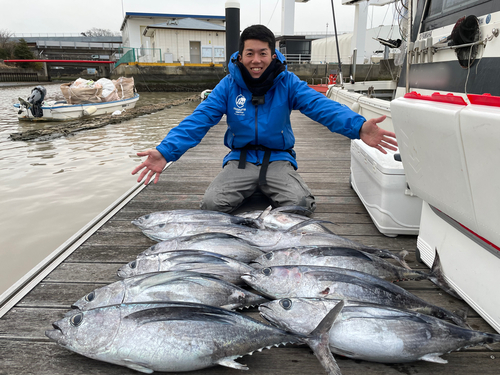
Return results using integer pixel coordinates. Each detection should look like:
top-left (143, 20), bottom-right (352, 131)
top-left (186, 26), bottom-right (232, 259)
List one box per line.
top-left (129, 260), bottom-right (137, 269)
top-left (144, 215), bottom-right (150, 220)
top-left (280, 299), bottom-right (293, 310)
top-left (262, 268), bottom-right (272, 276)
top-left (84, 291), bottom-right (95, 302)
top-left (264, 252), bottom-right (274, 260)
top-left (158, 223), bottom-right (165, 228)
top-left (70, 313), bottom-right (84, 326)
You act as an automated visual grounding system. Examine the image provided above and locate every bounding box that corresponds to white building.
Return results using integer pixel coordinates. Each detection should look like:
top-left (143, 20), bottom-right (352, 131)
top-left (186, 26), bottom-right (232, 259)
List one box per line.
top-left (120, 12), bottom-right (226, 64)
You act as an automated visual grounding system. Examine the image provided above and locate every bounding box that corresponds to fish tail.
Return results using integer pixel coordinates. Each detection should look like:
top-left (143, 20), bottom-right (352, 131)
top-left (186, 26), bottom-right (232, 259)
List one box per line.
top-left (301, 300), bottom-right (345, 375)
top-left (433, 306), bottom-right (471, 329)
top-left (428, 249), bottom-right (463, 300)
top-left (397, 250), bottom-right (411, 269)
top-left (254, 205), bottom-right (273, 229)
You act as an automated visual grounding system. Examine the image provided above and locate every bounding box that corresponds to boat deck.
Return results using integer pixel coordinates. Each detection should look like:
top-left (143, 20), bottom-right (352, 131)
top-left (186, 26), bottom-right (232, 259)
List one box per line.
top-left (1, 111), bottom-right (499, 374)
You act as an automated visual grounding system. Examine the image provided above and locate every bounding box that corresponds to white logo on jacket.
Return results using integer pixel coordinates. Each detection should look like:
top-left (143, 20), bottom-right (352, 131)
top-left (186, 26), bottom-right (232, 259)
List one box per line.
top-left (233, 94), bottom-right (247, 116)
top-left (235, 94), bottom-right (246, 108)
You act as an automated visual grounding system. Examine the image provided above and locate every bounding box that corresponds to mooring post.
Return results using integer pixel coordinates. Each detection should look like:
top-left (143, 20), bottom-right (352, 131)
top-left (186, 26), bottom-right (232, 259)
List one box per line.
top-left (225, 1), bottom-right (240, 69)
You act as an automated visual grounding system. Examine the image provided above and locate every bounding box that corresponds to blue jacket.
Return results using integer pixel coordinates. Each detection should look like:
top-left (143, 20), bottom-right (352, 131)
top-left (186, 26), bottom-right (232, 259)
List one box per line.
top-left (156, 50), bottom-right (366, 169)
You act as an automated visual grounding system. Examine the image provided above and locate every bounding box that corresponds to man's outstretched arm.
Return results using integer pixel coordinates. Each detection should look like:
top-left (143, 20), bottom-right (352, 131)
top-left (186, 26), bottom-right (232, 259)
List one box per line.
top-left (131, 149), bottom-right (167, 185)
top-left (359, 115), bottom-right (398, 154)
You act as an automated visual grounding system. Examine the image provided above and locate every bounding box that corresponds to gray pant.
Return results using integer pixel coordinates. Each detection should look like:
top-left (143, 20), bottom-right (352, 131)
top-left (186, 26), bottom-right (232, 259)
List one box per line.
top-left (200, 160), bottom-right (316, 213)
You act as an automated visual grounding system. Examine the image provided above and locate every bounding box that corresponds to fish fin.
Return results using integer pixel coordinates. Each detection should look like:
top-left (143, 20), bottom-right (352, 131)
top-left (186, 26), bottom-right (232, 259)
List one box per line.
top-left (397, 250), bottom-right (411, 269)
top-left (123, 361), bottom-right (154, 374)
top-left (125, 306), bottom-right (236, 326)
top-left (217, 358), bottom-right (248, 370)
top-left (302, 300), bottom-right (345, 375)
top-left (254, 206), bottom-right (273, 229)
top-left (285, 219), bottom-right (336, 234)
top-left (453, 307), bottom-right (469, 321)
top-left (167, 254), bottom-right (230, 265)
top-left (272, 205), bottom-right (314, 217)
top-left (428, 248), bottom-right (463, 300)
top-left (419, 353), bottom-right (448, 364)
top-left (132, 272), bottom-right (193, 293)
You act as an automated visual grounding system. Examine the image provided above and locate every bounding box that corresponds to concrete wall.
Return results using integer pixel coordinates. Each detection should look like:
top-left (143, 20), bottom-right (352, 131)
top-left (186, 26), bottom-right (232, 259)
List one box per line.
top-left (112, 60), bottom-right (400, 92)
top-left (111, 63), bottom-right (225, 92)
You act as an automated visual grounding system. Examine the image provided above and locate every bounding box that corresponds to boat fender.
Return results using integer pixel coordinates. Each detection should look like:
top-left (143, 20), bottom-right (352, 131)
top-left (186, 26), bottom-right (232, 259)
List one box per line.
top-left (351, 102), bottom-right (360, 113)
top-left (84, 106), bottom-right (97, 116)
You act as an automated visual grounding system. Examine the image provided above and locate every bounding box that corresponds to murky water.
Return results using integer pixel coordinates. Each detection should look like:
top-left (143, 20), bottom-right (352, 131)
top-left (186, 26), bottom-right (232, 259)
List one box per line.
top-left (0, 83), bottom-right (201, 296)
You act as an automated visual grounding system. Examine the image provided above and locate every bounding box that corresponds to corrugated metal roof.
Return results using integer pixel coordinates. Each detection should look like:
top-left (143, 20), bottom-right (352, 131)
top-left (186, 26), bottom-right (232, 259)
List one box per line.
top-left (120, 12), bottom-right (225, 31)
top-left (125, 12), bottom-right (225, 20)
top-left (144, 18), bottom-right (226, 36)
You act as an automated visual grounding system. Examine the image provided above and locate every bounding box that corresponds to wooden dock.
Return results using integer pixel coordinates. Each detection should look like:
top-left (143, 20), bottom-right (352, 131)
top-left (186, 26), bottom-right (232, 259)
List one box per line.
top-left (1, 111), bottom-right (498, 374)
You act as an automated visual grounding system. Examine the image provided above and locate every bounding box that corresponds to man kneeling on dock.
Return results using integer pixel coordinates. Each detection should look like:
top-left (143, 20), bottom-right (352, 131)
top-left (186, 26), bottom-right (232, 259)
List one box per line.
top-left (132, 24), bottom-right (397, 213)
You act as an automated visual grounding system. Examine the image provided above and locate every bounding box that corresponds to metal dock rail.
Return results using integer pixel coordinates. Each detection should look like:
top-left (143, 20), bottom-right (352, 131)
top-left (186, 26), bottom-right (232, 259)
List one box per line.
top-left (0, 111), bottom-right (498, 374)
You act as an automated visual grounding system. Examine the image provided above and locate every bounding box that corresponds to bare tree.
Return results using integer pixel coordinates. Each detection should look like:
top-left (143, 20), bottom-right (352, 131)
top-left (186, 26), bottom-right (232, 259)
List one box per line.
top-left (81, 28), bottom-right (119, 37)
top-left (0, 29), bottom-right (13, 48)
top-left (0, 29), bottom-right (14, 59)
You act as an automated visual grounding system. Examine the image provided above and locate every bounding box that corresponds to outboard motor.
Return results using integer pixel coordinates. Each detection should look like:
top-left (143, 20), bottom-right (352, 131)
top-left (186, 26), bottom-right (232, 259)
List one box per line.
top-left (21, 86), bottom-right (47, 118)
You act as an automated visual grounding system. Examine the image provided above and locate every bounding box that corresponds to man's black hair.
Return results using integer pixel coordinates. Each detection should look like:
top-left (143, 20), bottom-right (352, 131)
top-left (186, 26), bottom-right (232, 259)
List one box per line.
top-left (238, 24), bottom-right (276, 55)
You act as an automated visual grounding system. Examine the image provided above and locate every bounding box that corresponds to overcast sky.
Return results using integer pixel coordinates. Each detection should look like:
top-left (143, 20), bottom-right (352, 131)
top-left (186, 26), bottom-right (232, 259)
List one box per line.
top-left (2, 0), bottom-right (398, 36)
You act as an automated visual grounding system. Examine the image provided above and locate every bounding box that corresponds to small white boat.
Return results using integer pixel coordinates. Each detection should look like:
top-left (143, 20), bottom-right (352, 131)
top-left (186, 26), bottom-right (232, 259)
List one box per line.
top-left (14, 93), bottom-right (140, 122)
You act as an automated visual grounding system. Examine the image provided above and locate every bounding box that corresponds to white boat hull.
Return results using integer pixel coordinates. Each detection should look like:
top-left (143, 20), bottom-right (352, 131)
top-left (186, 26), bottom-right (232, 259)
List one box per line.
top-left (418, 202), bottom-right (500, 333)
top-left (15, 94), bottom-right (140, 122)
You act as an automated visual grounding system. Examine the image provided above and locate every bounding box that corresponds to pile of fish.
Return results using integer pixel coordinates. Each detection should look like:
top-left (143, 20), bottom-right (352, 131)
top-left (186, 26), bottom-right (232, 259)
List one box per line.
top-left (46, 206), bottom-right (500, 374)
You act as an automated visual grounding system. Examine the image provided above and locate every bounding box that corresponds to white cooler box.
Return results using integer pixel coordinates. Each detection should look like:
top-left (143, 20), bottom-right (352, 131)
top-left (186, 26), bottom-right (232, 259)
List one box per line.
top-left (350, 139), bottom-right (422, 237)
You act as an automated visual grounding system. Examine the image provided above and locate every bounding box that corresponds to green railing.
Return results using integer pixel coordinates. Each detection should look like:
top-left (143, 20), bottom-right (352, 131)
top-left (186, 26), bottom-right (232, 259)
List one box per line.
top-left (114, 47), bottom-right (163, 68)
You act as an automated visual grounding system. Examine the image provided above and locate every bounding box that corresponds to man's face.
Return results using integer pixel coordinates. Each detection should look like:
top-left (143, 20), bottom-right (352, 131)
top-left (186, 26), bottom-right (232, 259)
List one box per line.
top-left (238, 39), bottom-right (276, 79)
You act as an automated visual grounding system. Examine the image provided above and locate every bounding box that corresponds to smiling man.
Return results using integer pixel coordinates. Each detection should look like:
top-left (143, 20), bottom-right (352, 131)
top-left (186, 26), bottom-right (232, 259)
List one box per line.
top-left (132, 25), bottom-right (397, 213)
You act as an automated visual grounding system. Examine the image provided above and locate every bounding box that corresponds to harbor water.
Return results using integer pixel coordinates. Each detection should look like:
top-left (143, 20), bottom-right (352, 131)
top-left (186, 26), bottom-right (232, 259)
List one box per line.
top-left (0, 83), bottom-right (201, 297)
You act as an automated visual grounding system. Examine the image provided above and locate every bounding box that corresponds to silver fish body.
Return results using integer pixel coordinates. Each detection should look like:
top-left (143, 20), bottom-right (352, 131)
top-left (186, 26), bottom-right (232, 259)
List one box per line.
top-left (256, 232), bottom-right (409, 268)
top-left (118, 250), bottom-right (255, 285)
top-left (238, 206), bottom-right (333, 234)
top-left (72, 271), bottom-right (267, 311)
top-left (250, 246), bottom-right (427, 282)
top-left (141, 222), bottom-right (408, 268)
top-left (131, 209), bottom-right (257, 230)
top-left (46, 301), bottom-right (342, 374)
top-left (141, 222), bottom-right (276, 244)
top-left (139, 233), bottom-right (265, 262)
top-left (260, 298), bottom-right (500, 364)
top-left (242, 265), bottom-right (467, 328)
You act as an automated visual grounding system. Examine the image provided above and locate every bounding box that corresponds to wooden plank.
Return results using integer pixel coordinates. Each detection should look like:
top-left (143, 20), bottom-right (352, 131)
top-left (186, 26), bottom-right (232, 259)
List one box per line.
top-left (3, 110), bottom-right (498, 375)
top-left (1, 338), bottom-right (499, 375)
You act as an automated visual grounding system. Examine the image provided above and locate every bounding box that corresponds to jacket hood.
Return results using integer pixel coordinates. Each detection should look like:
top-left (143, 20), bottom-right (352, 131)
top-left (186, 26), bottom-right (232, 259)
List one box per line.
top-left (228, 49), bottom-right (287, 90)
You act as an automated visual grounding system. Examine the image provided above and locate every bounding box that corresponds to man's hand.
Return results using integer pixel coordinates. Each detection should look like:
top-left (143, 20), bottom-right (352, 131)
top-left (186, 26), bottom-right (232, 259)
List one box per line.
top-left (131, 149), bottom-right (167, 185)
top-left (359, 115), bottom-right (398, 154)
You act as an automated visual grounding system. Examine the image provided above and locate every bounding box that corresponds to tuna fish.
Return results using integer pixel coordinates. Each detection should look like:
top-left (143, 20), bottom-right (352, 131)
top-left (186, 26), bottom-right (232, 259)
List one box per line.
top-left (71, 271), bottom-right (267, 311)
top-left (141, 223), bottom-right (409, 269)
top-left (241, 265), bottom-right (468, 328)
top-left (238, 205), bottom-right (335, 234)
top-left (139, 233), bottom-right (265, 263)
top-left (260, 297), bottom-right (500, 364)
top-left (46, 301), bottom-right (343, 374)
top-left (131, 209), bottom-right (259, 230)
top-left (249, 246), bottom-right (460, 299)
top-left (118, 250), bottom-right (255, 285)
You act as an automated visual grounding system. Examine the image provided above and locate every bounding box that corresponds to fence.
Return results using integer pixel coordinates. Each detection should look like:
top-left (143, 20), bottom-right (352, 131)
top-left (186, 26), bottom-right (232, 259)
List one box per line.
top-left (113, 47), bottom-right (163, 67)
top-left (36, 41), bottom-right (122, 50)
top-left (0, 72), bottom-right (39, 82)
